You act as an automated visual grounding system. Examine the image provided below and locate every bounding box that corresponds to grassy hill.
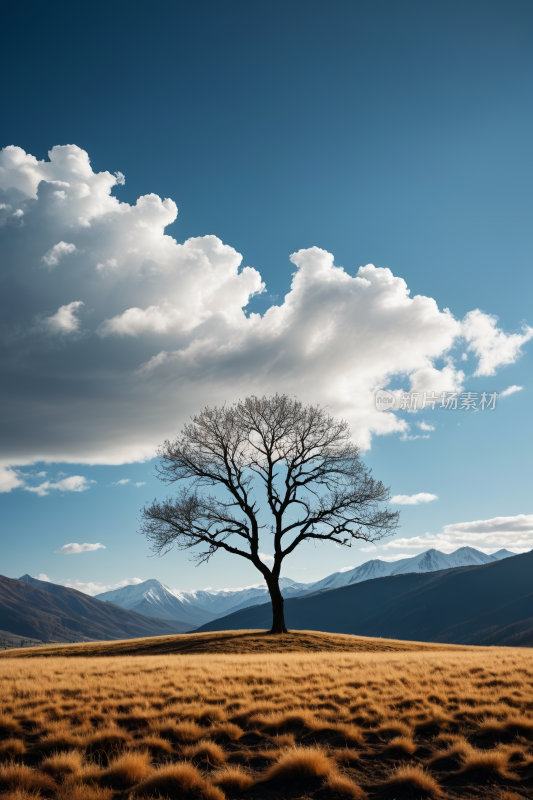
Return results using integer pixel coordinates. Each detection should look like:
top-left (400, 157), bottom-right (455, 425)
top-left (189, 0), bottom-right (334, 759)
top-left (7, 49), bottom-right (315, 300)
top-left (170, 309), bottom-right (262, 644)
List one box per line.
top-left (0, 628), bottom-right (469, 658)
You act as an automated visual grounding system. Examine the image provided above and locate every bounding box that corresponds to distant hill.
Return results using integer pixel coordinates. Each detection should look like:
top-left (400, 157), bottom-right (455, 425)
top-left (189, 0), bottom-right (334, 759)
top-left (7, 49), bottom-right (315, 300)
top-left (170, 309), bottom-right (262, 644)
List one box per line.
top-left (3, 574), bottom-right (195, 642)
top-left (195, 550), bottom-right (533, 646)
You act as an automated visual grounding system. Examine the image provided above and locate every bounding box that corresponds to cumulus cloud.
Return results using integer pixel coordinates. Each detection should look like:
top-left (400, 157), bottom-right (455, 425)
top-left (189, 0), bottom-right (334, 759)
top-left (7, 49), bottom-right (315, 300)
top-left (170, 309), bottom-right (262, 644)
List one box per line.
top-left (417, 421), bottom-right (435, 431)
top-left (463, 310), bottom-right (533, 376)
top-left (384, 513), bottom-right (533, 553)
top-left (0, 467), bottom-right (25, 492)
top-left (33, 573), bottom-right (51, 582)
top-left (390, 493), bottom-right (438, 505)
top-left (41, 241), bottom-right (78, 268)
top-left (55, 542), bottom-right (106, 554)
top-left (1, 144), bottom-right (531, 471)
top-left (259, 552), bottom-right (274, 562)
top-left (25, 475), bottom-right (91, 497)
top-left (338, 566), bottom-right (355, 573)
top-left (43, 301), bottom-right (84, 334)
top-left (500, 385), bottom-right (524, 398)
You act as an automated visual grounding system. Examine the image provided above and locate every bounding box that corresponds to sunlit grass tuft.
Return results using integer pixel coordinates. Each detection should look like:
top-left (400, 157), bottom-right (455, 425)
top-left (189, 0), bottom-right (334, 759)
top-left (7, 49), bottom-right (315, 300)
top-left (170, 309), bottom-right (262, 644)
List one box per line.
top-left (100, 750), bottom-right (152, 788)
top-left (131, 761), bottom-right (225, 800)
top-left (211, 764), bottom-right (255, 791)
top-left (381, 764), bottom-right (443, 797)
top-left (259, 746), bottom-right (335, 782)
top-left (324, 771), bottom-right (367, 798)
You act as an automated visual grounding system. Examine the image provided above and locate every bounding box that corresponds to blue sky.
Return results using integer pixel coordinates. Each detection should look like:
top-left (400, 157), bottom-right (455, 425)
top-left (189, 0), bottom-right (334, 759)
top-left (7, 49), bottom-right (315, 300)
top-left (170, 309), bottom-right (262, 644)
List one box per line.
top-left (1, 0), bottom-right (532, 594)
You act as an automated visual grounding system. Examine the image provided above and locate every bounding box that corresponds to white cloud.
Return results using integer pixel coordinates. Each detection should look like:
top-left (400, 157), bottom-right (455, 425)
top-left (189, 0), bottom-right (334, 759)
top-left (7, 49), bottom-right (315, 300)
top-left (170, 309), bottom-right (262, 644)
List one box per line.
top-left (0, 466), bottom-right (25, 492)
top-left (61, 577), bottom-right (143, 596)
top-left (43, 301), bottom-right (84, 334)
top-left (338, 566), bottom-right (355, 573)
top-left (390, 493), bottom-right (438, 505)
top-left (33, 573), bottom-right (51, 582)
top-left (25, 475), bottom-right (91, 497)
top-left (1, 144), bottom-right (531, 470)
top-left (134, 481), bottom-right (146, 487)
top-left (400, 433), bottom-right (430, 441)
top-left (41, 241), bottom-right (78, 268)
top-left (55, 542), bottom-right (106, 554)
top-left (259, 552), bottom-right (274, 562)
top-left (384, 513), bottom-right (533, 553)
top-left (417, 421), bottom-right (435, 431)
top-left (115, 478), bottom-right (130, 485)
top-left (500, 385), bottom-right (524, 398)
top-left (463, 310), bottom-right (533, 377)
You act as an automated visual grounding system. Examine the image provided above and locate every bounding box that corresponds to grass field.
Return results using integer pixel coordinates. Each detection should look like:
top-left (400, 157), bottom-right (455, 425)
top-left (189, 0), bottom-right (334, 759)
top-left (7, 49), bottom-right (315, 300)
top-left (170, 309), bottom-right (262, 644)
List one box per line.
top-left (0, 631), bottom-right (532, 800)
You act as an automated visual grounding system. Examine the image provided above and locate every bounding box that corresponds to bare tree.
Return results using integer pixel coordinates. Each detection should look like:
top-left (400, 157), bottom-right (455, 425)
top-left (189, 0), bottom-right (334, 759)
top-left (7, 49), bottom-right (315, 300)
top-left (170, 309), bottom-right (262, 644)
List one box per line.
top-left (139, 394), bottom-right (400, 634)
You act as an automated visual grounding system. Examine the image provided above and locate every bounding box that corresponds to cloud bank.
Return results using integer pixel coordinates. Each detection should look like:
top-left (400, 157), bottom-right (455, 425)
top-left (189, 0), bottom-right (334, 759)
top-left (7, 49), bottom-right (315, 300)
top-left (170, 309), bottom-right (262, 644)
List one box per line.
top-left (1, 144), bottom-right (531, 477)
top-left (390, 493), bottom-right (438, 505)
top-left (25, 475), bottom-right (91, 497)
top-left (55, 542), bottom-right (106, 554)
top-left (500, 385), bottom-right (524, 398)
top-left (384, 513), bottom-right (533, 553)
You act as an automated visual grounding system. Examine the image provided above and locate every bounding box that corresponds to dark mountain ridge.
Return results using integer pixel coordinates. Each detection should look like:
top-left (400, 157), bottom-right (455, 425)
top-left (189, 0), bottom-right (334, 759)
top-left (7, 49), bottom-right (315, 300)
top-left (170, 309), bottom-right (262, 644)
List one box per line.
top-left (1, 574), bottom-right (194, 642)
top-left (195, 550), bottom-right (533, 646)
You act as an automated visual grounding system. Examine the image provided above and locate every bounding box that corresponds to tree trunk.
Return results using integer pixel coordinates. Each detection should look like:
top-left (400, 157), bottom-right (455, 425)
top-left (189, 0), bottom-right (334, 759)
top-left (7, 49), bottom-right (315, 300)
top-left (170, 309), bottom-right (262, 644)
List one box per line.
top-left (267, 578), bottom-right (288, 634)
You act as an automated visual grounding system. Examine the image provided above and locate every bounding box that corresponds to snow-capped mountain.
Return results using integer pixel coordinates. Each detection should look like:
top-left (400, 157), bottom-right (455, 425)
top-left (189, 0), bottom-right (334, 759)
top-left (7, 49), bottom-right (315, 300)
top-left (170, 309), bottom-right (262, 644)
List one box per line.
top-left (305, 547), bottom-right (516, 593)
top-left (95, 576), bottom-right (309, 625)
top-left (94, 547), bottom-right (516, 625)
top-left (95, 579), bottom-right (219, 628)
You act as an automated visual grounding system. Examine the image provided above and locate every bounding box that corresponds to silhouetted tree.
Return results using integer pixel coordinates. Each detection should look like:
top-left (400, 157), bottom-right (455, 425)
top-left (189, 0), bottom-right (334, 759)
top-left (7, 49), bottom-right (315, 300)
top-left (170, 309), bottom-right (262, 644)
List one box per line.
top-left (140, 394), bottom-right (399, 634)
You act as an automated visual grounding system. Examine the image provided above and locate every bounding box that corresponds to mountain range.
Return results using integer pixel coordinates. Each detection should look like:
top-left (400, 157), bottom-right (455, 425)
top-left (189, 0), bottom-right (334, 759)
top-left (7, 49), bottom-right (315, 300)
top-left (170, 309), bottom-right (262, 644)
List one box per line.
top-left (5, 574), bottom-right (195, 642)
top-left (94, 547), bottom-right (515, 623)
top-left (307, 546), bottom-right (515, 592)
top-left (95, 576), bottom-right (309, 626)
top-left (195, 550), bottom-right (533, 647)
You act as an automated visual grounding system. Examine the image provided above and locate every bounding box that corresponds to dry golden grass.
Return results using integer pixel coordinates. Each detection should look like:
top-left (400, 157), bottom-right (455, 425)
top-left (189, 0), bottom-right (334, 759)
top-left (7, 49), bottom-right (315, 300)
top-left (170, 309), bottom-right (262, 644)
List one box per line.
top-left (259, 745), bottom-right (335, 781)
top-left (383, 734), bottom-right (418, 754)
top-left (1, 635), bottom-right (533, 798)
top-left (0, 763), bottom-right (56, 793)
top-left (0, 629), bottom-right (467, 658)
top-left (101, 750), bottom-right (152, 788)
top-left (324, 771), bottom-right (368, 798)
top-left (211, 764), bottom-right (255, 790)
top-left (0, 739), bottom-right (26, 759)
top-left (40, 749), bottom-right (85, 778)
top-left (131, 761), bottom-right (225, 799)
top-left (381, 763), bottom-right (443, 796)
top-left (56, 786), bottom-right (114, 800)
